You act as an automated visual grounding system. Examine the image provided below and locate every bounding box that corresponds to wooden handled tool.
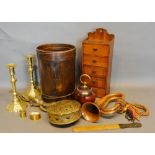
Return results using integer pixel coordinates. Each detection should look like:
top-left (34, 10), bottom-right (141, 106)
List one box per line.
top-left (72, 122), bottom-right (142, 132)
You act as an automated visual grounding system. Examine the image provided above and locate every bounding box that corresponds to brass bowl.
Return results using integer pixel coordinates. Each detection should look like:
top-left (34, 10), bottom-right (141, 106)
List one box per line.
top-left (47, 100), bottom-right (81, 126)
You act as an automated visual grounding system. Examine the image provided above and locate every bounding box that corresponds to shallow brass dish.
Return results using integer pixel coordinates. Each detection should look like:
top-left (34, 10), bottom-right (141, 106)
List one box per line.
top-left (47, 100), bottom-right (81, 126)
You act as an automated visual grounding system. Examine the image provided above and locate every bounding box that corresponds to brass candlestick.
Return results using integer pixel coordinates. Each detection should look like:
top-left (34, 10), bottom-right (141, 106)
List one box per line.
top-left (21, 54), bottom-right (41, 106)
top-left (6, 64), bottom-right (28, 112)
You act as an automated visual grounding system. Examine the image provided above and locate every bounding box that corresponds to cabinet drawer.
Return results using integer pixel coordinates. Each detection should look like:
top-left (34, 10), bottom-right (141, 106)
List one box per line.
top-left (83, 65), bottom-right (107, 78)
top-left (83, 44), bottom-right (109, 57)
top-left (92, 88), bottom-right (106, 98)
top-left (83, 55), bottom-right (108, 68)
top-left (89, 77), bottom-right (106, 88)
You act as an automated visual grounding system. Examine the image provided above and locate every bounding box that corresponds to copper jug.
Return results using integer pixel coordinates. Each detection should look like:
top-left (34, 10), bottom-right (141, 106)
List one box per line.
top-left (75, 74), bottom-right (96, 104)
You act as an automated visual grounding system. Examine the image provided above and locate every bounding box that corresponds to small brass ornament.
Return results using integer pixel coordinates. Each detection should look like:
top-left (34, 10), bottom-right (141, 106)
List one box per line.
top-left (6, 63), bottom-right (28, 112)
top-left (29, 111), bottom-right (41, 120)
top-left (21, 54), bottom-right (41, 106)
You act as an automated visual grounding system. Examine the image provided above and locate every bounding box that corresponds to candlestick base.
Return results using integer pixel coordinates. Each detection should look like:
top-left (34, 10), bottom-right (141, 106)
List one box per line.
top-left (21, 86), bottom-right (42, 106)
top-left (22, 86), bottom-right (41, 100)
top-left (7, 97), bottom-right (28, 112)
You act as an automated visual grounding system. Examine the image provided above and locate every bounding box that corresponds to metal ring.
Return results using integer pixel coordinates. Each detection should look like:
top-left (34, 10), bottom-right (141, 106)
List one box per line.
top-left (80, 74), bottom-right (91, 85)
top-left (42, 89), bottom-right (75, 99)
top-left (30, 111), bottom-right (41, 120)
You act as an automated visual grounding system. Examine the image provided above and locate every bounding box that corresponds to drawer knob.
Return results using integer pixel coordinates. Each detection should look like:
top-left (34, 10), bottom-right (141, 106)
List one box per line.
top-left (92, 71), bottom-right (96, 74)
top-left (93, 48), bottom-right (98, 51)
top-left (92, 60), bottom-right (96, 63)
top-left (92, 80), bottom-right (96, 84)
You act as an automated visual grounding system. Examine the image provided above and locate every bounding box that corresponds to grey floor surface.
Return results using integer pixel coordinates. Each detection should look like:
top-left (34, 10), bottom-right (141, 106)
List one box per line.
top-left (0, 86), bottom-right (154, 133)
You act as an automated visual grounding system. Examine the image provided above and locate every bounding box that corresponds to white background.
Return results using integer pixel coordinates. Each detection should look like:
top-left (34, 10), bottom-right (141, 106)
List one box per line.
top-left (0, 0), bottom-right (155, 155)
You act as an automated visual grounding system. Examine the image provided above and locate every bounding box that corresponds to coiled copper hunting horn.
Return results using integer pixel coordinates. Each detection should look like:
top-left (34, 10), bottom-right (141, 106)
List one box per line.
top-left (81, 93), bottom-right (149, 123)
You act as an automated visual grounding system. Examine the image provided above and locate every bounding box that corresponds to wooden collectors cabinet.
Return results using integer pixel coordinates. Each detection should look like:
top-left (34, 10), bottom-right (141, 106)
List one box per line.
top-left (82, 28), bottom-right (114, 98)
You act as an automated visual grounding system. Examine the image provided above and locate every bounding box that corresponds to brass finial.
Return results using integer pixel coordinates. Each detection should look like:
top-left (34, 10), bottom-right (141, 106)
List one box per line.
top-left (6, 63), bottom-right (28, 112)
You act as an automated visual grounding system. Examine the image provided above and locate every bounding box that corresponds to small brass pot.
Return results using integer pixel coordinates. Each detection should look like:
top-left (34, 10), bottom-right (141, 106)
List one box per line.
top-left (47, 100), bottom-right (81, 126)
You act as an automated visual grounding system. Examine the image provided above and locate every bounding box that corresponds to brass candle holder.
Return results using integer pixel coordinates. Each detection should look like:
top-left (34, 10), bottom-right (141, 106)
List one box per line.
top-left (6, 64), bottom-right (28, 112)
top-left (21, 54), bottom-right (41, 106)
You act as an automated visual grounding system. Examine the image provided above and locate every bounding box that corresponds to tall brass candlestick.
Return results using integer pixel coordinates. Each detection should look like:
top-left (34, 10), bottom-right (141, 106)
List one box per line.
top-left (6, 64), bottom-right (28, 112)
top-left (21, 54), bottom-right (41, 106)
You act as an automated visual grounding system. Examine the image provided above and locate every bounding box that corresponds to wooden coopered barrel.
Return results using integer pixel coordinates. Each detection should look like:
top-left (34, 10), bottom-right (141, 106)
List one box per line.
top-left (37, 44), bottom-right (76, 102)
